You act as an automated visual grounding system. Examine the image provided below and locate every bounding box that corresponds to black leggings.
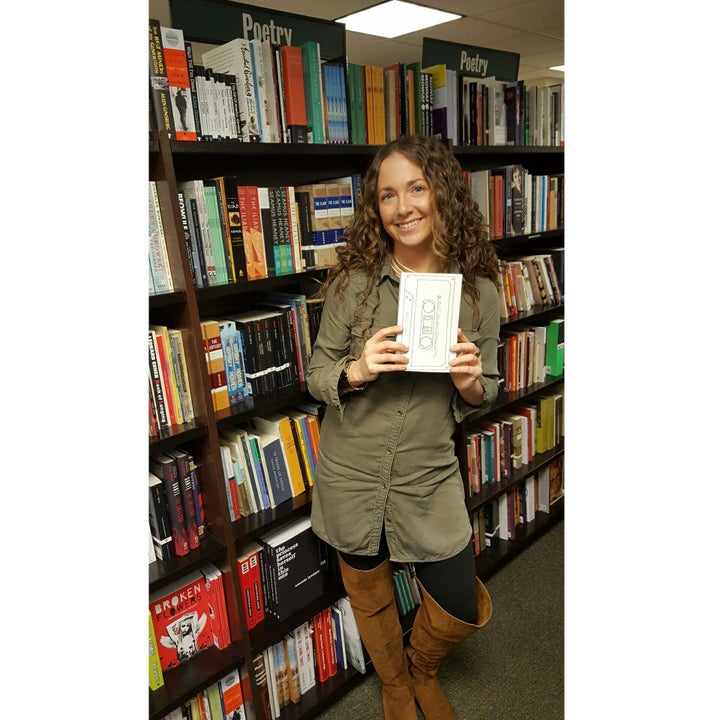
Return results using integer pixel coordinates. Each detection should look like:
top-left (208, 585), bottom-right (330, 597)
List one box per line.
top-left (339, 531), bottom-right (478, 624)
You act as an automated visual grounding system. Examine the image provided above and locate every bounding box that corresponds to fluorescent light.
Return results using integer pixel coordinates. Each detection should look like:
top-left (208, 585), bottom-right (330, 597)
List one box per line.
top-left (336, 1), bottom-right (461, 39)
top-left (549, 65), bottom-right (565, 72)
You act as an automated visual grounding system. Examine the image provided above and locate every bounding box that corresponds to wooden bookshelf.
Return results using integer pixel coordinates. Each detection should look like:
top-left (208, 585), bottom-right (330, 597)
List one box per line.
top-left (148, 13), bottom-right (564, 720)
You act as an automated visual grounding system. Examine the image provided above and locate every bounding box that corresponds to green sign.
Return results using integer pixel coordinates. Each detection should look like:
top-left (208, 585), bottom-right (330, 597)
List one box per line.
top-left (169, 0), bottom-right (346, 60)
top-left (422, 37), bottom-right (519, 82)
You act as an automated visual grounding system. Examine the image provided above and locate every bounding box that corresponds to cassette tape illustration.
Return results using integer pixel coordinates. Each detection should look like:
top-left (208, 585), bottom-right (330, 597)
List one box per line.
top-left (396, 272), bottom-right (463, 372)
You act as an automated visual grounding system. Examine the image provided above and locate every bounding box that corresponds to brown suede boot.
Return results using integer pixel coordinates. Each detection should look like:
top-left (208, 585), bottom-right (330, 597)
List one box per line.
top-left (407, 578), bottom-right (492, 720)
top-left (338, 554), bottom-right (419, 720)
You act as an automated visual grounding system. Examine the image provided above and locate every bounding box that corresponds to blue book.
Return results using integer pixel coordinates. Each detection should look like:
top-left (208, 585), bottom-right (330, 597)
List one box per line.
top-left (250, 426), bottom-right (293, 507)
top-left (245, 431), bottom-right (272, 510)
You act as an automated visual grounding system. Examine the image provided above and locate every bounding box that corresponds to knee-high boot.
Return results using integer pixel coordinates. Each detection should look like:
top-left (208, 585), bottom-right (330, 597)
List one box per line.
top-left (407, 578), bottom-right (492, 720)
top-left (337, 555), bottom-right (418, 720)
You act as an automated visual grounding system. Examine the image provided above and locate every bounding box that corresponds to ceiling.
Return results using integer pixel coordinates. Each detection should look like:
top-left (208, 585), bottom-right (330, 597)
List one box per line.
top-left (240, 0), bottom-right (564, 83)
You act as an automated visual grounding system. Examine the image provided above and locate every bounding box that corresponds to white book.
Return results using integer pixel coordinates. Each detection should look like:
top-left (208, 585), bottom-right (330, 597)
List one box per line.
top-left (202, 38), bottom-right (260, 142)
top-left (335, 595), bottom-right (366, 674)
top-left (525, 475), bottom-right (536, 524)
top-left (396, 272), bottom-right (463, 372)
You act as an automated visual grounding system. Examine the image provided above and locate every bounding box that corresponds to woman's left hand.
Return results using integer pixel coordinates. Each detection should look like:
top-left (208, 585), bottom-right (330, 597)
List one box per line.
top-left (449, 329), bottom-right (484, 395)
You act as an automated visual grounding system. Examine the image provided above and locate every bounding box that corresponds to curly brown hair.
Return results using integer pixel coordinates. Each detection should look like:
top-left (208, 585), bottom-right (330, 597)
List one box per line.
top-left (318, 136), bottom-right (500, 325)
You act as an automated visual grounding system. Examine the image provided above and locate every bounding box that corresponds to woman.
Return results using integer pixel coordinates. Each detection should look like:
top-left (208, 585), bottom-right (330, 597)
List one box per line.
top-left (306, 135), bottom-right (500, 720)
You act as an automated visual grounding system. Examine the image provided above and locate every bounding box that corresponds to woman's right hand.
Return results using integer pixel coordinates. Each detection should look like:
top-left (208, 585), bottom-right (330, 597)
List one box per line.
top-left (350, 325), bottom-right (409, 385)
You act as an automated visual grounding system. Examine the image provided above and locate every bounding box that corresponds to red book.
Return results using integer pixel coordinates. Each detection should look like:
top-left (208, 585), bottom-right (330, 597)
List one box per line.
top-left (237, 547), bottom-right (258, 629)
top-left (279, 45), bottom-right (308, 142)
top-left (312, 611), bottom-right (329, 682)
top-left (149, 570), bottom-right (215, 670)
top-left (323, 606), bottom-right (338, 678)
top-left (491, 172), bottom-right (505, 239)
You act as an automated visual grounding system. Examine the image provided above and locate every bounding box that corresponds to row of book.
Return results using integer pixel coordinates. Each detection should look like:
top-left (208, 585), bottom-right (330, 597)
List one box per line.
top-left (177, 174), bottom-right (359, 288)
top-left (467, 167), bottom-right (564, 240)
top-left (149, 20), bottom-right (564, 149)
top-left (149, 180), bottom-right (174, 295)
top-left (200, 293), bottom-right (322, 410)
top-left (499, 318), bottom-right (565, 393)
top-left (149, 563), bottom-right (231, 673)
top-left (149, 325), bottom-right (196, 436)
top-left (220, 405), bottom-right (321, 523)
top-left (470, 456), bottom-right (564, 553)
top-left (465, 388), bottom-right (564, 495)
top-left (498, 252), bottom-right (564, 320)
top-left (149, 446), bottom-right (205, 563)
top-left (251, 596), bottom-right (362, 719)
top-left (157, 665), bottom-right (253, 719)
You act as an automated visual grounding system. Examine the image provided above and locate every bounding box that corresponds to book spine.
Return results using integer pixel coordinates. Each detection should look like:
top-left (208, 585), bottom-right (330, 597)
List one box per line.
top-left (148, 19), bottom-right (174, 138)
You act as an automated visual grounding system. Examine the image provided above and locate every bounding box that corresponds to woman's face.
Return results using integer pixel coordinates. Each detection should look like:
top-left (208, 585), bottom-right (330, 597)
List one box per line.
top-left (376, 152), bottom-right (434, 254)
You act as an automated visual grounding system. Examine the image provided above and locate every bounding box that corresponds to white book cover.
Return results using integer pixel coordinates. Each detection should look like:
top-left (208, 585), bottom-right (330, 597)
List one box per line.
top-left (335, 595), bottom-right (366, 674)
top-left (396, 272), bottom-right (463, 372)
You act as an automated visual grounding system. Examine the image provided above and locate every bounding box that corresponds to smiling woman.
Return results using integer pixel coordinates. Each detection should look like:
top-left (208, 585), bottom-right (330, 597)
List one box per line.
top-left (306, 135), bottom-right (502, 719)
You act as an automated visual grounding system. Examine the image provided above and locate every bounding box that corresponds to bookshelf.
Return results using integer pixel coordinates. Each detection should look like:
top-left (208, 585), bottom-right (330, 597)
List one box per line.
top-left (148, 11), bottom-right (564, 720)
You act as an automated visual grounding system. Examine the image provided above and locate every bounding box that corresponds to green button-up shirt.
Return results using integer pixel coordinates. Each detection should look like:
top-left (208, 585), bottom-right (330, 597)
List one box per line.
top-left (306, 260), bottom-right (500, 563)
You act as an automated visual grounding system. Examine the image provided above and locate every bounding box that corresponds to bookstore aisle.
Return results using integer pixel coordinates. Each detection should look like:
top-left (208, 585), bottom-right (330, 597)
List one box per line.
top-left (316, 520), bottom-right (564, 720)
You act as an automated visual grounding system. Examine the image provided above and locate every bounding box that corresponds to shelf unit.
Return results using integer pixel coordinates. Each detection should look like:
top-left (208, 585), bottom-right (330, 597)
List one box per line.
top-left (149, 129), bottom-right (563, 719)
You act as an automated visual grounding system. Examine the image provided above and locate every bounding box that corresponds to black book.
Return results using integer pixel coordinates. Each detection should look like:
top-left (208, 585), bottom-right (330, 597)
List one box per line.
top-left (258, 516), bottom-right (323, 622)
top-left (148, 472), bottom-right (173, 563)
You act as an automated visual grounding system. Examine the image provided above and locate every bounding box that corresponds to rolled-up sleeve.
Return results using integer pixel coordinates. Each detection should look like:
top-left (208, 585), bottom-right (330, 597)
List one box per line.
top-left (306, 280), bottom-right (356, 420)
top-left (452, 278), bottom-right (501, 422)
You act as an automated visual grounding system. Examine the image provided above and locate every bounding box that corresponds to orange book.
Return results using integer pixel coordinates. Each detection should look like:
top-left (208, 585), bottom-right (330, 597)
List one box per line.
top-left (280, 44), bottom-right (308, 142)
top-left (372, 64), bottom-right (386, 144)
top-left (237, 185), bottom-right (268, 280)
top-left (158, 25), bottom-right (197, 141)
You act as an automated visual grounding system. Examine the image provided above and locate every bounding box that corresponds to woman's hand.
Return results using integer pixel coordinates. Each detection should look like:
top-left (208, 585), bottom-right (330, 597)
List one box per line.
top-left (349, 325), bottom-right (409, 386)
top-left (449, 329), bottom-right (485, 399)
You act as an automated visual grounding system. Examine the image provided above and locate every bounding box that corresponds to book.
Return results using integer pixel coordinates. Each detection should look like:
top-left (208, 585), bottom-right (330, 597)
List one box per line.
top-left (149, 452), bottom-right (189, 557)
top-left (159, 25), bottom-right (198, 141)
top-left (178, 179), bottom-right (216, 285)
top-left (167, 328), bottom-right (195, 423)
top-left (164, 447), bottom-right (201, 550)
top-left (202, 38), bottom-right (260, 142)
top-left (149, 324), bottom-right (181, 426)
top-left (279, 44), bottom-right (308, 142)
top-left (148, 611), bottom-right (165, 690)
top-left (548, 456), bottom-right (564, 505)
top-left (335, 595), bottom-right (367, 674)
top-left (148, 472), bottom-right (173, 563)
top-left (264, 646), bottom-right (280, 718)
top-left (149, 569), bottom-right (215, 670)
top-left (258, 516), bottom-right (324, 621)
top-left (240, 665), bottom-right (256, 720)
top-left (258, 38), bottom-right (283, 144)
top-left (200, 564), bottom-right (230, 650)
top-left (219, 442), bottom-right (242, 521)
top-left (283, 634), bottom-right (302, 704)
top-left (148, 181), bottom-right (174, 294)
top-left (200, 319), bottom-right (231, 412)
top-left (236, 184), bottom-right (268, 280)
top-left (251, 412), bottom-right (306, 497)
top-left (148, 332), bottom-right (170, 432)
top-left (396, 272), bottom-right (463, 372)
top-left (249, 423), bottom-right (294, 507)
top-left (203, 183), bottom-right (230, 284)
top-left (148, 19), bottom-right (174, 138)
top-left (272, 640), bottom-right (290, 709)
top-left (545, 318), bottom-right (565, 376)
top-left (218, 668), bottom-right (246, 720)
top-left (251, 652), bottom-right (272, 720)
top-left (205, 682), bottom-right (225, 720)
top-left (210, 175), bottom-right (246, 282)
top-left (330, 605), bottom-right (347, 672)
top-left (312, 610), bottom-right (330, 683)
top-left (187, 453), bottom-right (205, 539)
top-left (300, 40), bottom-right (326, 144)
